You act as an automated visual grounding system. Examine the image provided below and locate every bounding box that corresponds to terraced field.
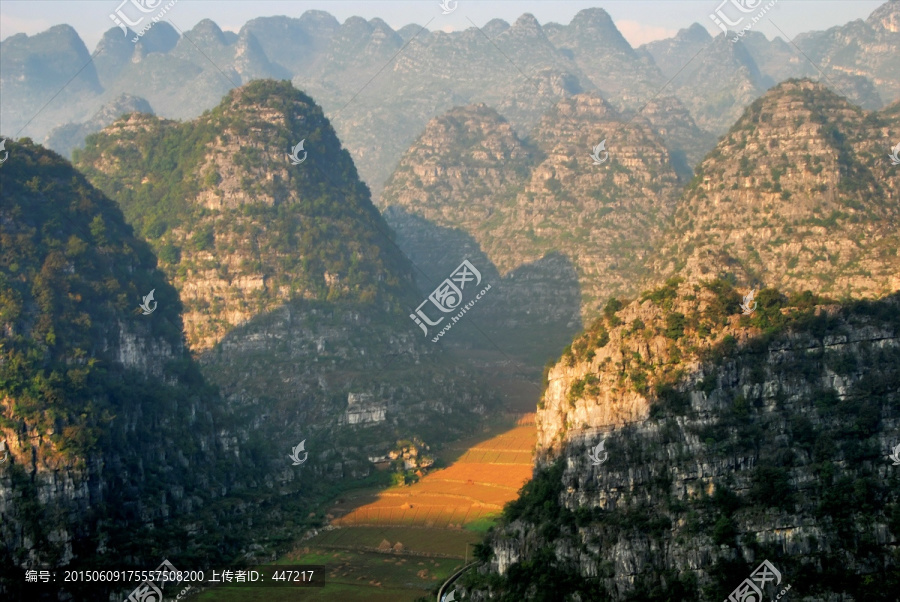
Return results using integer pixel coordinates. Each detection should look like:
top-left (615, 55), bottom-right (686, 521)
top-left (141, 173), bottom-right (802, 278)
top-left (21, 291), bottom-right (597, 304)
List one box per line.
top-left (332, 415), bottom-right (535, 529)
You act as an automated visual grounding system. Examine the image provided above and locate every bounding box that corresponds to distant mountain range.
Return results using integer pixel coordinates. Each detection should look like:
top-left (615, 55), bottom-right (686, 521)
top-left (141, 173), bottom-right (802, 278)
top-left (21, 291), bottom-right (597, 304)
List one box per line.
top-left (2, 3), bottom-right (898, 199)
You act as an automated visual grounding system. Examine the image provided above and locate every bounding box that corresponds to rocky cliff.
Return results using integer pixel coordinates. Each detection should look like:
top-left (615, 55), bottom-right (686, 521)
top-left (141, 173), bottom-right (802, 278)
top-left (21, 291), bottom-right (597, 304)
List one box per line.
top-left (463, 278), bottom-right (900, 600)
top-left (73, 80), bottom-right (499, 484)
top-left (0, 140), bottom-right (266, 600)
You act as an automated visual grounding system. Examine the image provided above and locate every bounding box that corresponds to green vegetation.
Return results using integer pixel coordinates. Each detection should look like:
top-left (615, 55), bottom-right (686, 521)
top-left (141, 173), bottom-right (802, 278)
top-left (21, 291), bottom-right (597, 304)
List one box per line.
top-left (567, 374), bottom-right (599, 405)
top-left (0, 140), bottom-right (332, 600)
top-left (641, 277), bottom-right (682, 311)
top-left (0, 140), bottom-right (187, 458)
top-left (665, 312), bottom-right (686, 340)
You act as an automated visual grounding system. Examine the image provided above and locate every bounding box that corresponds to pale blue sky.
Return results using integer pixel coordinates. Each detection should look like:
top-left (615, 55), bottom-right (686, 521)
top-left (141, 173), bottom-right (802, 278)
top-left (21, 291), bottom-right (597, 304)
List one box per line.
top-left (0, 1), bottom-right (888, 51)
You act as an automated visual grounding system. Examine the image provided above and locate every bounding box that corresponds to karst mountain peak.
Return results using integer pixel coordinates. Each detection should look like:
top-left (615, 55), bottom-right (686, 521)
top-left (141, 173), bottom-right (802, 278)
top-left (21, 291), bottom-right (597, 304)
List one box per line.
top-left (655, 78), bottom-right (900, 298)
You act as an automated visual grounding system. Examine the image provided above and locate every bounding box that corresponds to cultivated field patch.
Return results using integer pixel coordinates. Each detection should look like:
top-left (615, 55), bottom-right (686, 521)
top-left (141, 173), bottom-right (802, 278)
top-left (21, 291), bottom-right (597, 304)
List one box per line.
top-left (333, 423), bottom-right (534, 529)
top-left (263, 415), bottom-right (536, 601)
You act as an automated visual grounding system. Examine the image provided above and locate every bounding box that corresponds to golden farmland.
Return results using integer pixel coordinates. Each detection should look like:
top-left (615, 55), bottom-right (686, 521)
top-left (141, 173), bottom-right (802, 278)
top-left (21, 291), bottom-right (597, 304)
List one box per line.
top-left (333, 414), bottom-right (535, 529)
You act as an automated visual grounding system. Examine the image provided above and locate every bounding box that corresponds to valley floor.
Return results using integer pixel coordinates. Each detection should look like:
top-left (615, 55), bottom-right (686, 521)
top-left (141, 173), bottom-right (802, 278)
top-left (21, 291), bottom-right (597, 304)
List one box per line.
top-left (191, 414), bottom-right (535, 601)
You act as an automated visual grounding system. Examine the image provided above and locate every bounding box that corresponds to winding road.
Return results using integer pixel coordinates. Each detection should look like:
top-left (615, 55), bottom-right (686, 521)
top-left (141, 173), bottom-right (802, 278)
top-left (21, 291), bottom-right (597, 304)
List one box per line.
top-left (436, 561), bottom-right (478, 602)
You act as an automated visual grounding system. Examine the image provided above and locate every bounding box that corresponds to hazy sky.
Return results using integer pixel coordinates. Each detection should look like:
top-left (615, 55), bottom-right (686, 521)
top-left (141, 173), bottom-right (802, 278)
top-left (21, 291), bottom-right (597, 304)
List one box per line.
top-left (0, 1), bottom-right (888, 51)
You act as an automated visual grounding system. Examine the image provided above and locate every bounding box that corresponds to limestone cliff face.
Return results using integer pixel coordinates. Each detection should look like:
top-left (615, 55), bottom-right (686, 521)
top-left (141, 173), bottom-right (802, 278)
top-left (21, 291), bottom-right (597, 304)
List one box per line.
top-left (342, 393), bottom-right (387, 426)
top-left (536, 295), bottom-right (666, 451)
top-left (538, 284), bottom-right (899, 453)
top-left (464, 80), bottom-right (900, 600)
top-left (0, 141), bottom-right (251, 599)
top-left (468, 280), bottom-right (900, 600)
